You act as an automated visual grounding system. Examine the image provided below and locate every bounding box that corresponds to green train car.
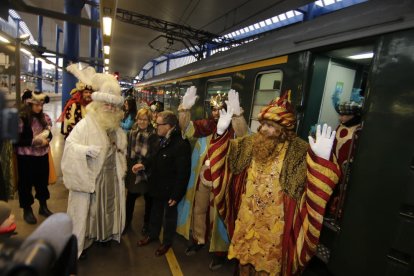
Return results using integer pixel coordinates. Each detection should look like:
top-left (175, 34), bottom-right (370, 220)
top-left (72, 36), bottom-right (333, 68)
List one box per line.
top-left (137, 1), bottom-right (414, 275)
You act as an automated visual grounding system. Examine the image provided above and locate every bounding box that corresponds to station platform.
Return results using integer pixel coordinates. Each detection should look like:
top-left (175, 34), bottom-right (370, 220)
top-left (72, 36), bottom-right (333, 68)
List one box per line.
top-left (5, 99), bottom-right (235, 276)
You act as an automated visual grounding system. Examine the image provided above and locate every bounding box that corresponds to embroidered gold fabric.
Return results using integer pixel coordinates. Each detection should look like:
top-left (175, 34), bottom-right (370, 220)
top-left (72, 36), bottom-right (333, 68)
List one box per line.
top-left (228, 136), bottom-right (253, 175)
top-left (279, 137), bottom-right (308, 201)
top-left (228, 135), bottom-right (308, 201)
top-left (228, 142), bottom-right (288, 275)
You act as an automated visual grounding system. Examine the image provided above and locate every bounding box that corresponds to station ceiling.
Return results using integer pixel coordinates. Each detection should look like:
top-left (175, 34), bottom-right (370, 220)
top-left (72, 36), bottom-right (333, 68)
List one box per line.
top-left (14, 0), bottom-right (315, 79)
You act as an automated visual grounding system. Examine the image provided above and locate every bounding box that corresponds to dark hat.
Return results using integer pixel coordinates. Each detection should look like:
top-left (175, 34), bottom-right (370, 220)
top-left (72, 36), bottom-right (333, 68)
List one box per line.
top-left (22, 89), bottom-right (32, 102)
top-left (28, 91), bottom-right (50, 104)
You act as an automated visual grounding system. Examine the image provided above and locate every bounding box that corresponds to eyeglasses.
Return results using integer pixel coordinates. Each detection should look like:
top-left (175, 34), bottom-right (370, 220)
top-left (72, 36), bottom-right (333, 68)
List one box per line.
top-left (155, 122), bottom-right (168, 127)
top-left (137, 118), bottom-right (149, 122)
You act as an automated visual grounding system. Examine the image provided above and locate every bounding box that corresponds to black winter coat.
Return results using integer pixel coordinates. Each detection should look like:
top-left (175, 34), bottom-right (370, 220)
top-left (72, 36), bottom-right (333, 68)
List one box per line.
top-left (148, 128), bottom-right (191, 201)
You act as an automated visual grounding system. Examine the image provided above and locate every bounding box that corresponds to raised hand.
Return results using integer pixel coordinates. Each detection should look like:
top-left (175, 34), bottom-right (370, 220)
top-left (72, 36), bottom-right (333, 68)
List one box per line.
top-left (182, 86), bottom-right (198, 110)
top-left (308, 124), bottom-right (336, 160)
top-left (217, 107), bottom-right (234, 135)
top-left (225, 89), bottom-right (241, 116)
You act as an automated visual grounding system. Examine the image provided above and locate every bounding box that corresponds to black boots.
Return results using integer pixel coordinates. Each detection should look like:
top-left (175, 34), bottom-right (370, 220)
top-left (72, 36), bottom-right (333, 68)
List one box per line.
top-left (39, 201), bottom-right (53, 217)
top-left (23, 207), bottom-right (37, 224)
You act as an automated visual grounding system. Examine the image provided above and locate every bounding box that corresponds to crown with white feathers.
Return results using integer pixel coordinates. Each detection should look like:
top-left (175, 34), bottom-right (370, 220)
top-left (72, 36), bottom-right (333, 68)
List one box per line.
top-left (66, 63), bottom-right (123, 106)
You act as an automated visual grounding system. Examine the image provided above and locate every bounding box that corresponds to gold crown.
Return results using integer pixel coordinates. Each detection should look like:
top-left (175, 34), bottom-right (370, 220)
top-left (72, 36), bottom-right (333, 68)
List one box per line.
top-left (209, 93), bottom-right (227, 109)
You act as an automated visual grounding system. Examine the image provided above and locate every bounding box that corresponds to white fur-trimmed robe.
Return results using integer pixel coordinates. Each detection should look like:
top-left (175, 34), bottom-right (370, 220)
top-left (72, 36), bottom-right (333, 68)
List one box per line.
top-left (61, 114), bottom-right (127, 257)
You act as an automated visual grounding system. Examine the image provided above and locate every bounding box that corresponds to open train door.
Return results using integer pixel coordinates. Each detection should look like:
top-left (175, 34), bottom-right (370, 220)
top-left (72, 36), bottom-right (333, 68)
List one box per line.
top-left (303, 29), bottom-right (414, 276)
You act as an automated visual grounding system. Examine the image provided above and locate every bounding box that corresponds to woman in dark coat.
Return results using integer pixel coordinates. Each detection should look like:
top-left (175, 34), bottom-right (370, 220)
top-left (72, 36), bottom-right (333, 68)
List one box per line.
top-left (124, 108), bottom-right (158, 234)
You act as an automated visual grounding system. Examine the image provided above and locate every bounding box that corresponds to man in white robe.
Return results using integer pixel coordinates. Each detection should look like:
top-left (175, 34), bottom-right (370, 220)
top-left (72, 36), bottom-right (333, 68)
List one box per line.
top-left (61, 65), bottom-right (127, 258)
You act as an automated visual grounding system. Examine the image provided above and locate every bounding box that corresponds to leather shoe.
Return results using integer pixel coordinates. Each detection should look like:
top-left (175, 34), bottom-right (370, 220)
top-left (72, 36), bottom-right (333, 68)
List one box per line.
top-left (23, 207), bottom-right (37, 224)
top-left (155, 244), bottom-right (171, 256)
top-left (137, 236), bottom-right (154, 247)
top-left (39, 202), bottom-right (53, 217)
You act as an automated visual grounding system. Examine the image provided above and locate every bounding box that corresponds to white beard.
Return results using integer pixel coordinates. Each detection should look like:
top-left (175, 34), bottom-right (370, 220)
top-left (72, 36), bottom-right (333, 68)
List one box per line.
top-left (86, 102), bottom-right (123, 131)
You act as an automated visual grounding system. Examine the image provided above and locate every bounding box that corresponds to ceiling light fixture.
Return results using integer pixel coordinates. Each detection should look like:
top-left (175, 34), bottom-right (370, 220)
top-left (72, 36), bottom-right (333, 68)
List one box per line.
top-left (104, 58), bottom-right (109, 64)
top-left (103, 16), bottom-right (112, 36)
top-left (104, 45), bottom-right (110, 55)
top-left (0, 34), bottom-right (10, 43)
top-left (348, 52), bottom-right (374, 59)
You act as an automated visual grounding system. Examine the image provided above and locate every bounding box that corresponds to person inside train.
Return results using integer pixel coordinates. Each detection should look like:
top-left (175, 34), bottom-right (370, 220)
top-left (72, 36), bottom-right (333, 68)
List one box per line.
top-left (176, 86), bottom-right (248, 270)
top-left (124, 107), bottom-right (158, 235)
top-left (327, 100), bottom-right (362, 218)
top-left (212, 91), bottom-right (340, 275)
top-left (15, 91), bottom-right (54, 224)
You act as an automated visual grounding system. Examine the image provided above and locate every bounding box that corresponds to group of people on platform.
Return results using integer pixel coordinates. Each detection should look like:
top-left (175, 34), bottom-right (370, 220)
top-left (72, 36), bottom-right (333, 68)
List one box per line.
top-left (6, 61), bottom-right (363, 275)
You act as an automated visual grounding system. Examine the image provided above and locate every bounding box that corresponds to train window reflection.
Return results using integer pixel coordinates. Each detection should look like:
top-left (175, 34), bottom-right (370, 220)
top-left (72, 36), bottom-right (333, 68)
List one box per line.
top-left (249, 71), bottom-right (282, 132)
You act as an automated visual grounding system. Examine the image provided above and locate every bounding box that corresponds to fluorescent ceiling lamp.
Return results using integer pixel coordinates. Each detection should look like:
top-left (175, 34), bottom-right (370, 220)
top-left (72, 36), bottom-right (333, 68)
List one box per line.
top-left (20, 48), bottom-right (32, 56)
top-left (265, 19), bottom-right (272, 25)
top-left (348, 52), bottom-right (374, 59)
top-left (0, 35), bottom-right (10, 43)
top-left (19, 33), bottom-right (30, 41)
top-left (271, 16), bottom-right (279, 23)
top-left (259, 21), bottom-right (266, 27)
top-left (104, 58), bottom-right (109, 64)
top-left (103, 16), bottom-right (112, 36)
top-left (104, 45), bottom-right (110, 55)
top-left (104, 66), bottom-right (109, 70)
top-left (279, 14), bottom-right (286, 21)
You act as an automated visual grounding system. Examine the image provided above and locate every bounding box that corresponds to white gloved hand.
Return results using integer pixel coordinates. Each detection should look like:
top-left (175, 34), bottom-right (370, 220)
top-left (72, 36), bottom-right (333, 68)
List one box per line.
top-left (308, 124), bottom-right (336, 160)
top-left (181, 86), bottom-right (198, 110)
top-left (216, 107), bottom-right (233, 135)
top-left (86, 145), bottom-right (102, 159)
top-left (225, 89), bottom-right (241, 116)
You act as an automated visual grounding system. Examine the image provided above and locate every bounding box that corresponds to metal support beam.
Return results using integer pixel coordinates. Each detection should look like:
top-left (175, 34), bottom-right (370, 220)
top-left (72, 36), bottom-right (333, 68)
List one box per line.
top-left (8, 0), bottom-right (100, 28)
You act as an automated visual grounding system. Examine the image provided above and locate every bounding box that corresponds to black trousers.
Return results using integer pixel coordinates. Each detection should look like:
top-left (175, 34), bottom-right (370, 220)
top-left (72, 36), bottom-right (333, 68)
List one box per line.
top-left (125, 191), bottom-right (152, 227)
top-left (149, 198), bottom-right (177, 246)
top-left (17, 154), bottom-right (50, 208)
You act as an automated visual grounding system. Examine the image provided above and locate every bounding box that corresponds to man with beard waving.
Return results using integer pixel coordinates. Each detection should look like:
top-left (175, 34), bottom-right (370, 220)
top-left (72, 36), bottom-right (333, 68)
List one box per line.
top-left (216, 91), bottom-right (341, 276)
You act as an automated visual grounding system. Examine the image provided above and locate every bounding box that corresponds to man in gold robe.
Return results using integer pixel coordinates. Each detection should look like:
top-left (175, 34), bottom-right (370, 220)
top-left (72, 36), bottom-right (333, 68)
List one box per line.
top-left (215, 92), bottom-right (340, 275)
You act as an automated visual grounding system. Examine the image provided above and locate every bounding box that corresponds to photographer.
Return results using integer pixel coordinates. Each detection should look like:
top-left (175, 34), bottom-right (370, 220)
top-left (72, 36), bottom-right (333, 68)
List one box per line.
top-left (14, 91), bottom-right (54, 224)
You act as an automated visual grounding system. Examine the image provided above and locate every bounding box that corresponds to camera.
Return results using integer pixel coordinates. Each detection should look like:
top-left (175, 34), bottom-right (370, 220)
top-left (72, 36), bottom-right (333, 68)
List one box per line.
top-left (0, 213), bottom-right (78, 276)
top-left (0, 93), bottom-right (18, 142)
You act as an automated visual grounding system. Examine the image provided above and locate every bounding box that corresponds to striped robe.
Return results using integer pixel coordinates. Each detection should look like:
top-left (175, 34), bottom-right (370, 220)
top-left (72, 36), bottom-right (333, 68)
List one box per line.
top-left (216, 135), bottom-right (340, 275)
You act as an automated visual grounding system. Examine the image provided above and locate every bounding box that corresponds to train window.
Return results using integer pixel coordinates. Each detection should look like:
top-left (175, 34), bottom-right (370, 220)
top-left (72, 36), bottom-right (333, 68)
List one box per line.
top-left (250, 71), bottom-right (282, 132)
top-left (205, 78), bottom-right (232, 118)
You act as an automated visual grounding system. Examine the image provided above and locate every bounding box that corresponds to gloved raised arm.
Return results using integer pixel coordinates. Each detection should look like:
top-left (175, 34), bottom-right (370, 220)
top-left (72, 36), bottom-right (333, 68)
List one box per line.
top-left (216, 108), bottom-right (233, 135)
top-left (308, 124), bottom-right (336, 160)
top-left (226, 89), bottom-right (248, 137)
top-left (178, 86), bottom-right (198, 132)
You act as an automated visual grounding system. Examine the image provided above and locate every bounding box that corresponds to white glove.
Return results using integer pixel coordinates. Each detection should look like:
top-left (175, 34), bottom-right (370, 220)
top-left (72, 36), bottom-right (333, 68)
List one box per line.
top-left (225, 89), bottom-right (241, 116)
top-left (216, 107), bottom-right (233, 135)
top-left (308, 124), bottom-right (336, 160)
top-left (86, 145), bottom-right (102, 159)
top-left (181, 86), bottom-right (198, 110)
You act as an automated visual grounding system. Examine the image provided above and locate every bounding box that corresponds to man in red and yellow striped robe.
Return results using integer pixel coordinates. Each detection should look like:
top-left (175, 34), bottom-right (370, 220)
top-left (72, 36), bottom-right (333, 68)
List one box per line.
top-left (214, 92), bottom-right (340, 275)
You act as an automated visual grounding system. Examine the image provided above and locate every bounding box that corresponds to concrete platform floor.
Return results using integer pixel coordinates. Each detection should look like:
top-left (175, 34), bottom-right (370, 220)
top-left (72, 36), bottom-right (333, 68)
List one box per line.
top-left (7, 99), bottom-right (235, 276)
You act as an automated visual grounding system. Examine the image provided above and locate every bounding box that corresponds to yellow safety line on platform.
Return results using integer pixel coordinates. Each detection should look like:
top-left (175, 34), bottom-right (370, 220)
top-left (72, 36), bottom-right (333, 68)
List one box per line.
top-left (165, 248), bottom-right (184, 276)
